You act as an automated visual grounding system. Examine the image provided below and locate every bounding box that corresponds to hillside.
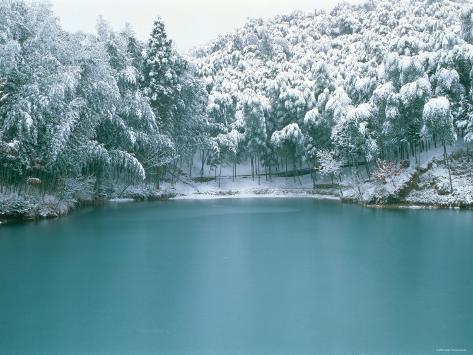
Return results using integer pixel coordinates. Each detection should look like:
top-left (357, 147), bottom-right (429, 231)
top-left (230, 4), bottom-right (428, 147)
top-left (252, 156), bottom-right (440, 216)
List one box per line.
top-left (2, 0), bottom-right (473, 220)
top-left (192, 0), bottom-right (473, 166)
top-left (176, 0), bottom-right (473, 205)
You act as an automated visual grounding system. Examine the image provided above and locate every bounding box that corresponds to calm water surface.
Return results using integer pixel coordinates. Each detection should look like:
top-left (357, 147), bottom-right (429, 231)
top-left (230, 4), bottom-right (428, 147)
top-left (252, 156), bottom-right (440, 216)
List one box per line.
top-left (0, 198), bottom-right (472, 354)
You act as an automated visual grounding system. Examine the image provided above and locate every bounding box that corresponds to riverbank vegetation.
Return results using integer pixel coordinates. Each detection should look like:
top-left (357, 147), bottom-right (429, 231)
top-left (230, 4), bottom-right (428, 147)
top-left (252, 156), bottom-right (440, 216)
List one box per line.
top-left (2, 0), bottom-right (473, 218)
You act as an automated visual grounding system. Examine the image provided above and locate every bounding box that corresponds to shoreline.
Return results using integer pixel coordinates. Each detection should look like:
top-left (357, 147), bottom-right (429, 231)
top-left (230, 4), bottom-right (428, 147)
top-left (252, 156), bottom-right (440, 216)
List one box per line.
top-left (3, 145), bottom-right (473, 224)
top-left (173, 191), bottom-right (473, 210)
top-left (171, 190), bottom-right (340, 201)
top-left (3, 186), bottom-right (473, 226)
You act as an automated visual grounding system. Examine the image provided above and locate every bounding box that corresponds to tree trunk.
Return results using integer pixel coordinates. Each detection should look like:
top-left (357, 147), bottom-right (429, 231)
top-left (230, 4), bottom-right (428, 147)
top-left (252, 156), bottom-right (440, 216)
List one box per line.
top-left (285, 156), bottom-right (288, 177)
top-left (338, 174), bottom-right (343, 197)
top-left (310, 166), bottom-right (316, 189)
top-left (200, 150), bottom-right (205, 177)
top-left (364, 158), bottom-right (371, 180)
top-left (444, 144), bottom-right (453, 193)
top-left (257, 155), bottom-right (261, 185)
top-left (189, 157), bottom-right (193, 178)
top-left (293, 155), bottom-right (297, 182)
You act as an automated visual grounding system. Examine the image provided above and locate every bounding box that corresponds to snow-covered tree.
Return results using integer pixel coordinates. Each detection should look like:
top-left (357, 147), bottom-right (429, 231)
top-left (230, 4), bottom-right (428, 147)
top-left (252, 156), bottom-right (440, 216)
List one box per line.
top-left (422, 97), bottom-right (457, 147)
top-left (0, 1), bottom-right (82, 179)
top-left (193, 0), bottom-right (473, 175)
top-left (0, 2), bottom-right (203, 193)
top-left (372, 160), bottom-right (398, 188)
top-left (143, 18), bottom-right (180, 132)
top-left (332, 103), bottom-right (378, 174)
top-left (271, 123), bottom-right (305, 176)
top-left (462, 6), bottom-right (473, 44)
top-left (3, 0), bottom-right (473, 198)
top-left (316, 149), bottom-right (343, 195)
top-left (207, 91), bottom-right (237, 132)
top-left (242, 90), bottom-right (268, 178)
top-left (0, 79), bottom-right (6, 105)
top-left (143, 18), bottom-right (208, 176)
top-left (422, 96), bottom-right (457, 192)
top-left (303, 106), bottom-right (332, 169)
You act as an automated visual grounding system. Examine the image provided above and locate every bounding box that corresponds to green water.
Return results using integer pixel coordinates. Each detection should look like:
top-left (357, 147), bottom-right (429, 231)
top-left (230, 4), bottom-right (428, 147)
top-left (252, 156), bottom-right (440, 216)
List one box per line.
top-left (0, 199), bottom-right (472, 354)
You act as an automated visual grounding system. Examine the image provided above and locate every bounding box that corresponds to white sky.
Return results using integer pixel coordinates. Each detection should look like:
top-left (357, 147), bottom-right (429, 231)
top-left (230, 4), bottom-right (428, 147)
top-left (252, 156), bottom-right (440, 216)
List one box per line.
top-left (50, 0), bottom-right (363, 52)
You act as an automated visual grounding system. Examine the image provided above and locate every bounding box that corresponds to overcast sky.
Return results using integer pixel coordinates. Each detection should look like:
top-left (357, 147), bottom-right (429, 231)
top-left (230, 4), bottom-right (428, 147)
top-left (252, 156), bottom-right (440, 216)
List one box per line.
top-left (50, 0), bottom-right (363, 52)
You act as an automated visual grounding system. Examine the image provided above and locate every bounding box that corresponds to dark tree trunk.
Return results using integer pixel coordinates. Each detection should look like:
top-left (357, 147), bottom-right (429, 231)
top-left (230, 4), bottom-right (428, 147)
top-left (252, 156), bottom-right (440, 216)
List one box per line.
top-left (444, 144), bottom-right (453, 193)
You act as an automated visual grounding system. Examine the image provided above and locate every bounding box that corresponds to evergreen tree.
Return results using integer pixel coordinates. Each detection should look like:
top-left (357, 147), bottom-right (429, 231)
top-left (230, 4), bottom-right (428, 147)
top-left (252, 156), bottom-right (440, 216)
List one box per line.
top-left (143, 18), bottom-right (179, 133)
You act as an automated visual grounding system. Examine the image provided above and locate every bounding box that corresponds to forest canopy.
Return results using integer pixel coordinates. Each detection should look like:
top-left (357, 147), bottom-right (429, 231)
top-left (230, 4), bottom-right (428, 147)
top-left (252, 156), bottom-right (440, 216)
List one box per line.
top-left (1, 0), bottom-right (473, 195)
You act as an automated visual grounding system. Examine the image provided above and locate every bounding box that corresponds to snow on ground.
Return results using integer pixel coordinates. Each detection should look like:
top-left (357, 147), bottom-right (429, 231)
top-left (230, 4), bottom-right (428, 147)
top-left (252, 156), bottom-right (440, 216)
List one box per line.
top-left (0, 192), bottom-right (75, 220)
top-left (405, 153), bottom-right (473, 207)
top-left (169, 174), bottom-right (340, 201)
top-left (109, 198), bottom-right (135, 203)
top-left (173, 193), bottom-right (339, 201)
top-left (2, 143), bottom-right (473, 222)
top-left (171, 141), bottom-right (473, 208)
top-left (167, 174), bottom-right (317, 196)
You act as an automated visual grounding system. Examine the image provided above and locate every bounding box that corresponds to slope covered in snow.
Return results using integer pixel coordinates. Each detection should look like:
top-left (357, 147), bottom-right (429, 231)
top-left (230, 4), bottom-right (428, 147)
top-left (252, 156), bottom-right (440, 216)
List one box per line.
top-left (3, 0), bottom-right (473, 221)
top-left (191, 0), bottom-right (473, 170)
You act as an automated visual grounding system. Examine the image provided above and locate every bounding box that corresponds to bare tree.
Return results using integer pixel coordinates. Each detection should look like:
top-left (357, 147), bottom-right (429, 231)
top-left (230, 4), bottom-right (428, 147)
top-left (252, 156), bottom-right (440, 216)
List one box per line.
top-left (372, 160), bottom-right (399, 188)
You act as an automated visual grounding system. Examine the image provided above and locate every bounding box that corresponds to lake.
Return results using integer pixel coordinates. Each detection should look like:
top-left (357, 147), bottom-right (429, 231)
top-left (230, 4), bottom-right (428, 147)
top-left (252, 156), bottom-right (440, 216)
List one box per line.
top-left (0, 198), bottom-right (472, 354)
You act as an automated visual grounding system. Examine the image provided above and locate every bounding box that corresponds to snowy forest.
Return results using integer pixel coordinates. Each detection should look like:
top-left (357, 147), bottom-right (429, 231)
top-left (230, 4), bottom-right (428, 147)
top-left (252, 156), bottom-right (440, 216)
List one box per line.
top-left (2, 0), bottom-right (473, 216)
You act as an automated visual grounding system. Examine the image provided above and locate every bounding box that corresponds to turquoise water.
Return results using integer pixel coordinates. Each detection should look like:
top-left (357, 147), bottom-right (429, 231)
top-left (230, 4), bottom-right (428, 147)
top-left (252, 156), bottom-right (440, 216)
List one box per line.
top-left (0, 199), bottom-right (472, 354)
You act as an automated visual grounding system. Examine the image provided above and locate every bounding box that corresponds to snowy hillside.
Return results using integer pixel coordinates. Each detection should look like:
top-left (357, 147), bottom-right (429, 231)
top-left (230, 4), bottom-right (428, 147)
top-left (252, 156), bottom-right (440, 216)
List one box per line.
top-left (2, 0), bottom-right (473, 220)
top-left (193, 0), bottom-right (473, 169)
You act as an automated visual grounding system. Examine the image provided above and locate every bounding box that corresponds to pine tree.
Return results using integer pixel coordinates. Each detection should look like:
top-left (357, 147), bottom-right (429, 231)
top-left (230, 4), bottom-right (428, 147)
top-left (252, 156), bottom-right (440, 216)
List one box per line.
top-left (143, 18), bottom-right (180, 133)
